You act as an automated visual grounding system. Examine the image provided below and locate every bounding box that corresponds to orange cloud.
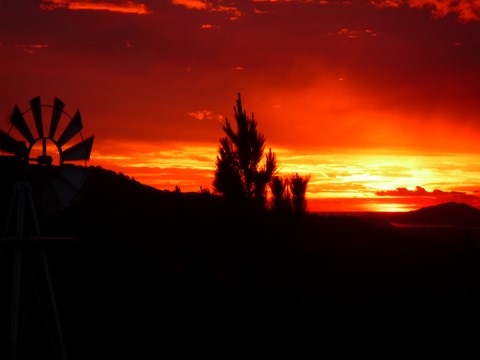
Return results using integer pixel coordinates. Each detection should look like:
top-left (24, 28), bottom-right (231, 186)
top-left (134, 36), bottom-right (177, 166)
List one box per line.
top-left (40, 0), bottom-right (150, 15)
top-left (89, 139), bottom-right (218, 193)
top-left (200, 24), bottom-right (218, 29)
top-left (171, 0), bottom-right (208, 10)
top-left (171, 0), bottom-right (242, 20)
top-left (252, 0), bottom-right (331, 3)
top-left (370, 0), bottom-right (480, 22)
top-left (188, 110), bottom-right (223, 122)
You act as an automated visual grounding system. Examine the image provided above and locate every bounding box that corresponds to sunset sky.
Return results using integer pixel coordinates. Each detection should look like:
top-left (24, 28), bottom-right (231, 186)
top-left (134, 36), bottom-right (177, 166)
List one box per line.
top-left (1, 0), bottom-right (480, 212)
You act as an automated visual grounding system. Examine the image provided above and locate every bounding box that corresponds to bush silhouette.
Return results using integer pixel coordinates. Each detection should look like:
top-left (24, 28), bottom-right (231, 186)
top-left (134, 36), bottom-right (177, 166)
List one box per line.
top-left (290, 172), bottom-right (310, 213)
top-left (270, 173), bottom-right (310, 214)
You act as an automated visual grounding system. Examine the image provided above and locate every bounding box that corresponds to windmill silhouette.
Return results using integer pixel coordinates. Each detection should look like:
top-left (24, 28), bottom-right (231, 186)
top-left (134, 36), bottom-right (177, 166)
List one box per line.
top-left (0, 96), bottom-right (94, 360)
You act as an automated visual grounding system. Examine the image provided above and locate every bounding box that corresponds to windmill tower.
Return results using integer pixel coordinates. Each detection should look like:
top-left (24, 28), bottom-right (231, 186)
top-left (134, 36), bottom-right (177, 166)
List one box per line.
top-left (0, 96), bottom-right (94, 360)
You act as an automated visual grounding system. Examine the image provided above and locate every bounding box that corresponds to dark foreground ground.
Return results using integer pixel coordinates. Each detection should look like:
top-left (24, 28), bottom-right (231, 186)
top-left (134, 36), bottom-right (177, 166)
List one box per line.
top-left (1, 168), bottom-right (480, 359)
top-left (2, 218), bottom-right (480, 359)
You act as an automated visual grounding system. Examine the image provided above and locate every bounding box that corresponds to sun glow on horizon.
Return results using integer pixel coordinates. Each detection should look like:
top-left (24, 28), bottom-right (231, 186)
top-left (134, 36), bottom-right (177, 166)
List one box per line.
top-left (88, 142), bottom-right (480, 212)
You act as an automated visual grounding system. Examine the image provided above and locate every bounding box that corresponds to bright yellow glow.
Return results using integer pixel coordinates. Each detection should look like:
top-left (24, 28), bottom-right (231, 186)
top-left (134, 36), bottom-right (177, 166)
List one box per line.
top-left (89, 141), bottom-right (480, 212)
top-left (366, 203), bottom-right (414, 213)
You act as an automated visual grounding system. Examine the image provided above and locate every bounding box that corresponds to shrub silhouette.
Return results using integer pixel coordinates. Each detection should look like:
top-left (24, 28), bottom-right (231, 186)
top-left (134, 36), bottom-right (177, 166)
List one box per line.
top-left (290, 172), bottom-right (310, 213)
top-left (270, 173), bottom-right (310, 214)
top-left (213, 93), bottom-right (277, 210)
top-left (271, 175), bottom-right (291, 213)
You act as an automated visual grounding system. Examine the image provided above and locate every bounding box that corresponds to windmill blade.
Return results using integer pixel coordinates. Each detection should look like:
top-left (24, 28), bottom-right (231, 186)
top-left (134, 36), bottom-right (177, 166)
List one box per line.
top-left (40, 178), bottom-right (62, 216)
top-left (41, 177), bottom-right (76, 215)
top-left (51, 178), bottom-right (76, 211)
top-left (45, 166), bottom-right (86, 213)
top-left (62, 136), bottom-right (94, 161)
top-left (0, 129), bottom-right (27, 156)
top-left (57, 110), bottom-right (83, 147)
top-left (11, 105), bottom-right (34, 144)
top-left (30, 96), bottom-right (44, 138)
top-left (49, 97), bottom-right (64, 139)
top-left (59, 165), bottom-right (88, 193)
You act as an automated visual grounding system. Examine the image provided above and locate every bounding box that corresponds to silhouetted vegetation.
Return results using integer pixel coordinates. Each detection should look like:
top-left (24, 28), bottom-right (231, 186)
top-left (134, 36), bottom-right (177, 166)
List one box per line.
top-left (213, 93), bottom-right (310, 216)
top-left (213, 93), bottom-right (277, 211)
top-left (271, 175), bottom-right (291, 213)
top-left (270, 173), bottom-right (310, 215)
top-left (290, 173), bottom-right (310, 213)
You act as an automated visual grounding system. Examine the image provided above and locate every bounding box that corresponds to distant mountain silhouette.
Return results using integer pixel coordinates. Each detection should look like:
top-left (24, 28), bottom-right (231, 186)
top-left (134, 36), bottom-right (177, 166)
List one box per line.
top-left (390, 201), bottom-right (480, 227)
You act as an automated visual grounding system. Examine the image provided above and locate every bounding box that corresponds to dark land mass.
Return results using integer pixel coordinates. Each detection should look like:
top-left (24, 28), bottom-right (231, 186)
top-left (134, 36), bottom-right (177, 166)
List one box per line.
top-left (1, 165), bottom-right (480, 359)
top-left (377, 201), bottom-right (480, 227)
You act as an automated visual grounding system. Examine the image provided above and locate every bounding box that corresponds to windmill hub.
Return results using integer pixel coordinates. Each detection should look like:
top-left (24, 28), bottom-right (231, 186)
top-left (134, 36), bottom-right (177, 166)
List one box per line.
top-left (29, 137), bottom-right (60, 166)
top-left (35, 154), bottom-right (53, 166)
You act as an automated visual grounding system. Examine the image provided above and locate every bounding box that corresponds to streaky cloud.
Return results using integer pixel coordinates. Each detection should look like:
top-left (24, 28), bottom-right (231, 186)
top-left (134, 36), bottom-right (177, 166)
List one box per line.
top-left (40, 0), bottom-right (150, 15)
top-left (376, 185), bottom-right (468, 197)
top-left (171, 0), bottom-right (242, 19)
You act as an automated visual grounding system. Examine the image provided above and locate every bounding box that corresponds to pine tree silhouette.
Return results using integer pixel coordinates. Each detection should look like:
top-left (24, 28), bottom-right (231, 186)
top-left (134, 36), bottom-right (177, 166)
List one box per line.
top-left (213, 93), bottom-right (277, 210)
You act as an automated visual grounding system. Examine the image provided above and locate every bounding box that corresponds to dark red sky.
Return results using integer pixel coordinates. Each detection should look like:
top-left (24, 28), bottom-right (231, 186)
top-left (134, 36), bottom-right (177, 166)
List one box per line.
top-left (1, 0), bottom-right (480, 211)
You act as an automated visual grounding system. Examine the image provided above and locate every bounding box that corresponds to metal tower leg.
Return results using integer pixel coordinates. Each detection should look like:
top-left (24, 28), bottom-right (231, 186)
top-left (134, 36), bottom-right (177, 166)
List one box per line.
top-left (6, 181), bottom-right (67, 360)
top-left (40, 249), bottom-right (68, 360)
top-left (9, 250), bottom-right (22, 360)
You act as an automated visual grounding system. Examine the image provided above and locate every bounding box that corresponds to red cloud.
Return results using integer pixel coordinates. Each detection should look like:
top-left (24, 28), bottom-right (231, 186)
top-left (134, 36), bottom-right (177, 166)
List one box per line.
top-left (15, 44), bottom-right (49, 54)
top-left (370, 0), bottom-right (480, 22)
top-left (333, 27), bottom-right (380, 39)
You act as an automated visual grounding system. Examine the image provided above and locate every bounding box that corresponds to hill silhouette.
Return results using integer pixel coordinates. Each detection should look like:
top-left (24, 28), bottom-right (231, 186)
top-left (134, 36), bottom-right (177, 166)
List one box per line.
top-left (2, 165), bottom-right (480, 359)
top-left (385, 201), bottom-right (480, 227)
